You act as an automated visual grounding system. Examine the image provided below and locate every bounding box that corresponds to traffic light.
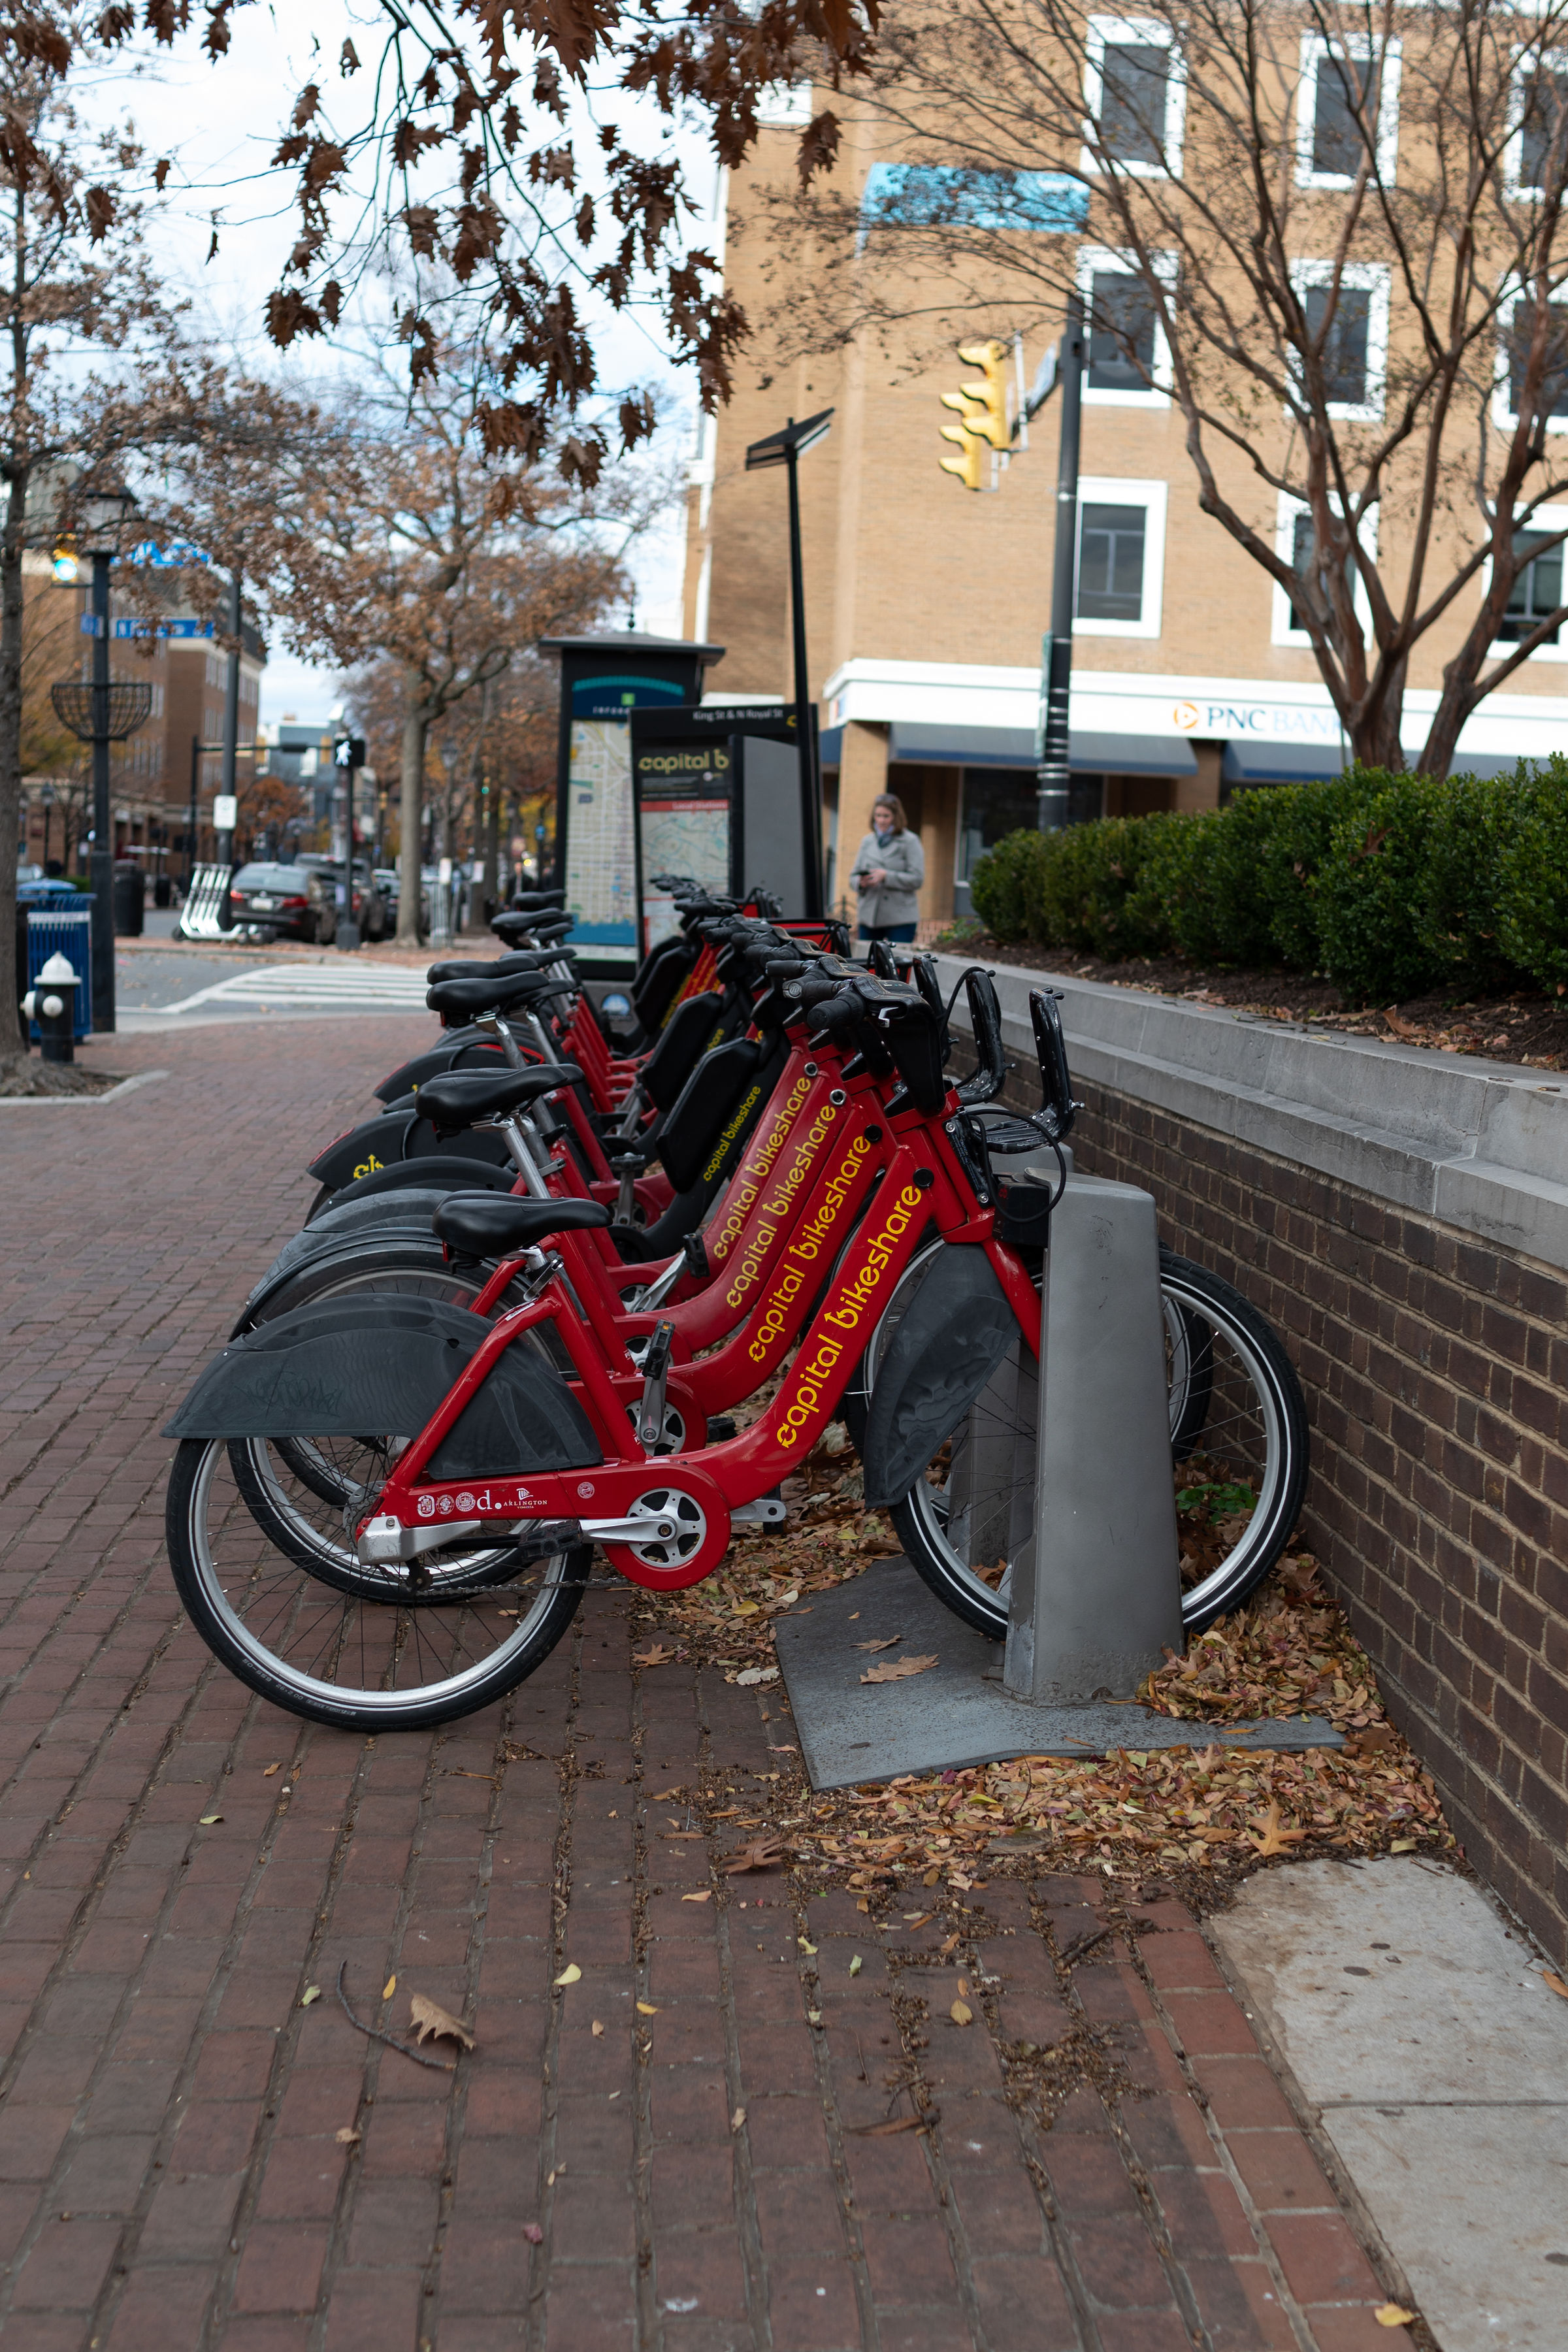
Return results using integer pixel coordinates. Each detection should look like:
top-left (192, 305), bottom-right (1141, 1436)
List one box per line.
top-left (957, 339), bottom-right (1013, 448)
top-left (51, 545), bottom-right (79, 584)
top-left (333, 736), bottom-right (367, 770)
top-left (939, 393), bottom-right (988, 491)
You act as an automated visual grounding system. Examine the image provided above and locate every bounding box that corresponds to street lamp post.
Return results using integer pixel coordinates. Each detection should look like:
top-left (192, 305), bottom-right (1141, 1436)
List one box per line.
top-left (218, 569), bottom-right (242, 868)
top-left (1036, 295), bottom-right (1086, 832)
top-left (744, 409), bottom-right (834, 919)
top-left (50, 485), bottom-right (141, 1032)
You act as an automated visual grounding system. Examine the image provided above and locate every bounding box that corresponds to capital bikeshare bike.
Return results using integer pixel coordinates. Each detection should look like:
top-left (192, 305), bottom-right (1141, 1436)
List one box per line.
top-left (163, 966), bottom-right (1307, 1731)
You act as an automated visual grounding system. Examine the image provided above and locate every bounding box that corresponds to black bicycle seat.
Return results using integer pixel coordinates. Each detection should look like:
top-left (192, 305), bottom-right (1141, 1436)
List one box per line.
top-left (491, 909), bottom-right (573, 947)
top-left (433, 1192), bottom-right (611, 1259)
top-left (426, 949), bottom-right (570, 985)
top-left (416, 1064), bottom-right (581, 1132)
top-left (426, 971), bottom-right (573, 1019)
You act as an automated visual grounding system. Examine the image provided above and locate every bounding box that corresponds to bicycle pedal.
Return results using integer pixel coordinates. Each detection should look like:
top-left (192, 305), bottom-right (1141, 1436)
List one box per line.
top-left (706, 1415), bottom-right (737, 1443)
top-left (732, 1490), bottom-right (787, 1529)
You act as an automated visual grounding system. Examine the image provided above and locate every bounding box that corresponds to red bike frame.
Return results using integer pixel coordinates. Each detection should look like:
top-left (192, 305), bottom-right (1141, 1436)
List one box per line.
top-left (361, 1090), bottom-right (1038, 1592)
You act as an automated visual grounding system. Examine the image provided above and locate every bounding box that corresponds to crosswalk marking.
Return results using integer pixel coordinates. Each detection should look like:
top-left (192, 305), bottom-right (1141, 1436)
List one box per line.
top-left (152, 962), bottom-right (434, 1015)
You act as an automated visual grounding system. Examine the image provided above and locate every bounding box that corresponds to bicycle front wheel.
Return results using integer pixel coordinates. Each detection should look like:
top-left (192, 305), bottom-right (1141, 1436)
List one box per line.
top-left (869, 1245), bottom-right (1307, 1635)
top-left (167, 1437), bottom-right (589, 1730)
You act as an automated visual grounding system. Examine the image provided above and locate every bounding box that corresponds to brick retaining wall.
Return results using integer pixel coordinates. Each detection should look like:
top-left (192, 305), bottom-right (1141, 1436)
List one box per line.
top-left (937, 955), bottom-right (1568, 1968)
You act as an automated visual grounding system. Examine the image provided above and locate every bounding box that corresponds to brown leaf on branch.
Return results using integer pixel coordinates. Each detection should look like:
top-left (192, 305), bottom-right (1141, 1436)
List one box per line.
top-left (861, 1655), bottom-right (938, 1684)
top-left (410, 1994), bottom-right (475, 2050)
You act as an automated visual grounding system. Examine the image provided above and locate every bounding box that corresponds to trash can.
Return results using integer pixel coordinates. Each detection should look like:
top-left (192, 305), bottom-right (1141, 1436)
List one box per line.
top-left (153, 875), bottom-right (172, 909)
top-left (112, 865), bottom-right (145, 937)
top-left (25, 907), bottom-right (93, 1041)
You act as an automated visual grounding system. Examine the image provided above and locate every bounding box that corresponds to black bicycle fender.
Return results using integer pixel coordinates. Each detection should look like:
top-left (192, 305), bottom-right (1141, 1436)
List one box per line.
top-left (374, 1034), bottom-right (508, 1102)
top-left (860, 1245), bottom-right (1019, 1508)
top-left (307, 1111), bottom-right (419, 1188)
top-left (306, 1156), bottom-right (517, 1222)
top-left (165, 1294), bottom-right (602, 1480)
top-left (241, 1194), bottom-right (459, 1326)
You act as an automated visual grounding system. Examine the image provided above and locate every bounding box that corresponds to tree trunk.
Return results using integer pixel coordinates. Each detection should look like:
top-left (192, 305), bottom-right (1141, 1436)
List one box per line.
top-left (397, 691), bottom-right (428, 945)
top-left (0, 459), bottom-right (28, 1074)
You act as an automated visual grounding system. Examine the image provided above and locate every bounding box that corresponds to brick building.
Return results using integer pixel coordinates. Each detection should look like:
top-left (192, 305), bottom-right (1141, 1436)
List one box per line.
top-left (19, 552), bottom-right (265, 879)
top-left (683, 69), bottom-right (1568, 928)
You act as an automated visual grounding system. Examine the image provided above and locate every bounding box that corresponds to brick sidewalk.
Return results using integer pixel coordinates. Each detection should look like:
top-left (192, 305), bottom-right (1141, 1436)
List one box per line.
top-left (0, 1022), bottom-right (1403, 2351)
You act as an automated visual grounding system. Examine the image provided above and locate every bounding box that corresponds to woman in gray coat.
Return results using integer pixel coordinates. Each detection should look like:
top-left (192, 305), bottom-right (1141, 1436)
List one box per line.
top-left (848, 792), bottom-right (925, 942)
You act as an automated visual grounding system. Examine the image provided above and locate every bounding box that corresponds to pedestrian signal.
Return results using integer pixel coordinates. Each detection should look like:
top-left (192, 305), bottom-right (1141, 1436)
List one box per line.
top-left (333, 736), bottom-right (367, 770)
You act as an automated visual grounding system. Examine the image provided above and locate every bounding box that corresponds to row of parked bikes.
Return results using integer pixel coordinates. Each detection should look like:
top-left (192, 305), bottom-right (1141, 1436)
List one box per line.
top-left (163, 883), bottom-right (1309, 1733)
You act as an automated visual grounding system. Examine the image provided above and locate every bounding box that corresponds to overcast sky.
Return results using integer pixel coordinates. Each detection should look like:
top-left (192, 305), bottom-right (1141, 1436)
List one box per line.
top-left (88, 1), bottom-right (712, 724)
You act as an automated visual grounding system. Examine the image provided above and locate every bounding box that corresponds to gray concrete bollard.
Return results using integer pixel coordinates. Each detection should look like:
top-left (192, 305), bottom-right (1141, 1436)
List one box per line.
top-left (1004, 1171), bottom-right (1183, 1705)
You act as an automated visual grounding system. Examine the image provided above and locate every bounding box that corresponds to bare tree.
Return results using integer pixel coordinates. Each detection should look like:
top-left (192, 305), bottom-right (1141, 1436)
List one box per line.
top-left (759, 0), bottom-right (1568, 775)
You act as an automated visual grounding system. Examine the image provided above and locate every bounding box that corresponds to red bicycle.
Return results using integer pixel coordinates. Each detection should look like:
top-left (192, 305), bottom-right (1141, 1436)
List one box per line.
top-left (164, 964), bottom-right (1307, 1729)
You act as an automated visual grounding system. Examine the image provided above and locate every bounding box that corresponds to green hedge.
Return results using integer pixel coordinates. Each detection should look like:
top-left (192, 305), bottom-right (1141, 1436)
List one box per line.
top-left (968, 757), bottom-right (1568, 1005)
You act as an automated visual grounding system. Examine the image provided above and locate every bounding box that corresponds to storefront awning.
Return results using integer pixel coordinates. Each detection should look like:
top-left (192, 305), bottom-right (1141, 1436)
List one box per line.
top-left (1222, 741), bottom-right (1345, 785)
top-left (884, 723), bottom-right (1197, 776)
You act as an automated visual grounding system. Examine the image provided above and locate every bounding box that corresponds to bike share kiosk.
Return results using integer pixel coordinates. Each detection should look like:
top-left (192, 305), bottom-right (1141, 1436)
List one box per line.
top-left (629, 702), bottom-right (823, 953)
top-left (540, 633), bottom-right (726, 981)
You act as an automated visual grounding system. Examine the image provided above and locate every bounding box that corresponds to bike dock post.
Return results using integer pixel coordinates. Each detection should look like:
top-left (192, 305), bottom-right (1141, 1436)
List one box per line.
top-left (1002, 1171), bottom-right (1184, 1705)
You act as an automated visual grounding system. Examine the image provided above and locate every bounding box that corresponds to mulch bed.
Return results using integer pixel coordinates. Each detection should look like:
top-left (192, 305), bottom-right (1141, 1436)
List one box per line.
top-left (0, 1060), bottom-right (125, 1098)
top-left (947, 934), bottom-right (1568, 1071)
top-left (626, 1426), bottom-right (1452, 1921)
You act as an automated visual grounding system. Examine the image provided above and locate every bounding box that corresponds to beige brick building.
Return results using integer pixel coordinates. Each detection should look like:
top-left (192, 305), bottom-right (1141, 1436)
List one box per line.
top-left (682, 80), bottom-right (1568, 929)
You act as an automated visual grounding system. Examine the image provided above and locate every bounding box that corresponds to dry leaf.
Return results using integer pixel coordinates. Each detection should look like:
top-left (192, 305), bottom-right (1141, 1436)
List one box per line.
top-left (807, 2008), bottom-right (823, 2023)
top-left (299, 1986), bottom-right (321, 2008)
top-left (853, 1635), bottom-right (902, 1652)
top-left (903, 1913), bottom-right (932, 1929)
top-left (1389, 1838), bottom-right (1417, 1853)
top-left (554, 1964), bottom-right (582, 1987)
top-left (856, 1897), bottom-right (870, 1914)
top-left (724, 1837), bottom-right (784, 1876)
top-left (1374, 2306), bottom-right (1416, 2328)
top-left (734, 1666), bottom-right (778, 1686)
top-left (263, 1763), bottom-right (282, 1777)
top-left (591, 2020), bottom-right (605, 2037)
top-left (798, 1937), bottom-right (817, 1955)
top-left (950, 2000), bottom-right (973, 2026)
top-left (1246, 1800), bottom-right (1307, 1858)
top-left (939, 1933), bottom-right (961, 1956)
top-left (849, 1955), bottom-right (862, 1976)
top-left (651, 1786), bottom-right (685, 1799)
top-left (382, 1975), bottom-right (397, 2001)
top-left (636, 2001), bottom-right (659, 2016)
top-left (199, 1814), bottom-right (223, 1825)
top-left (923, 1867), bottom-right (940, 1887)
top-left (334, 2126), bottom-right (361, 2146)
top-left (861, 1654), bottom-right (938, 1685)
top-left (523, 2221), bottom-right (544, 2245)
top-left (732, 1601), bottom-right (761, 1617)
top-left (410, 1994), bottom-right (474, 2051)
top-left (681, 1890), bottom-right (712, 1904)
top-left (634, 1644), bottom-right (677, 1667)
top-left (1543, 1970), bottom-right (1568, 2001)
top-left (731, 2106), bottom-right (746, 2129)
top-left (849, 2112), bottom-right (932, 2137)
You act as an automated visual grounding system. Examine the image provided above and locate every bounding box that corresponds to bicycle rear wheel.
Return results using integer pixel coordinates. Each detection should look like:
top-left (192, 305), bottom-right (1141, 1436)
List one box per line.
top-left (167, 1436), bottom-right (589, 1730)
top-left (865, 1244), bottom-right (1307, 1634)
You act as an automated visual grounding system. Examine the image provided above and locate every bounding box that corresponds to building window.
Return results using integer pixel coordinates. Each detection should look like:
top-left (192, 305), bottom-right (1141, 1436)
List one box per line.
top-left (1273, 495), bottom-right (1377, 647)
top-left (1488, 515), bottom-right (1568, 659)
top-left (1077, 248), bottom-right (1175, 404)
top-left (1509, 59), bottom-right (1568, 199)
top-left (1290, 263), bottom-right (1390, 420)
top-left (1497, 292), bottom-right (1568, 430)
top-left (1297, 39), bottom-right (1401, 189)
top-left (1073, 478), bottom-right (1167, 638)
top-left (1084, 18), bottom-right (1186, 178)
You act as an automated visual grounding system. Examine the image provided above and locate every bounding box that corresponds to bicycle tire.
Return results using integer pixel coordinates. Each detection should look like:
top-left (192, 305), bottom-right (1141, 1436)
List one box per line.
top-left (166, 1437), bottom-right (591, 1731)
top-left (859, 1242), bottom-right (1307, 1635)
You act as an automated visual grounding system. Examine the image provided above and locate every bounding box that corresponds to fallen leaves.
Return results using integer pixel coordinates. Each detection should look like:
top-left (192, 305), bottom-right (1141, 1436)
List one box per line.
top-left (334, 2125), bottom-right (361, 2146)
top-left (262, 1762), bottom-right (282, 1778)
top-left (633, 1643), bottom-right (677, 1667)
top-left (553, 1964), bottom-right (582, 1988)
top-left (732, 1665), bottom-right (778, 1686)
top-left (725, 1836), bottom-right (784, 1875)
top-left (1374, 2305), bottom-right (1417, 2328)
top-left (860, 1654), bottom-right (938, 1685)
top-left (1247, 1801), bottom-right (1308, 1858)
top-left (198, 1814), bottom-right (223, 1826)
top-left (681, 1889), bottom-right (713, 1904)
top-left (731, 2106), bottom-right (746, 2130)
top-left (410, 1995), bottom-right (474, 2051)
top-left (848, 1955), bottom-right (862, 1976)
top-left (382, 1975), bottom-right (397, 2001)
top-left (636, 2001), bottom-right (659, 2016)
top-left (848, 2111), bottom-right (933, 2136)
top-left (1544, 1970), bottom-right (1568, 2001)
top-left (854, 1635), bottom-right (903, 1653)
top-left (299, 1986), bottom-right (321, 2008)
top-left (950, 1999), bottom-right (973, 2026)
top-left (523, 2221), bottom-right (544, 2245)
top-left (591, 2019), bottom-right (605, 2036)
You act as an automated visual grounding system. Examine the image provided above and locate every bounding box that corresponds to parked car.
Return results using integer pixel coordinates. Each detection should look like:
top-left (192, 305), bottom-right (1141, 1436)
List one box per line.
top-left (374, 866), bottom-right (431, 937)
top-left (303, 860), bottom-right (391, 946)
top-left (227, 862), bottom-right (318, 943)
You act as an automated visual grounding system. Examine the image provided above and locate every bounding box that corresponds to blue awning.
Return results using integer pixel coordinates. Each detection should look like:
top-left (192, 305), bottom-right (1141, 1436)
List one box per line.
top-left (890, 723), bottom-right (1196, 776)
top-left (1223, 741), bottom-right (1345, 786)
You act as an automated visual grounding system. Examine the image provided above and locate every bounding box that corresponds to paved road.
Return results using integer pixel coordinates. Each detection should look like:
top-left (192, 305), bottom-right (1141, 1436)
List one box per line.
top-left (0, 1020), bottom-right (1402, 2350)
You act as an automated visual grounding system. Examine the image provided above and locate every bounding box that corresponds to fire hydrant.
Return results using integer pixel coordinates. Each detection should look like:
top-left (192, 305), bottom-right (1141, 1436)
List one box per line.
top-left (22, 951), bottom-right (80, 1063)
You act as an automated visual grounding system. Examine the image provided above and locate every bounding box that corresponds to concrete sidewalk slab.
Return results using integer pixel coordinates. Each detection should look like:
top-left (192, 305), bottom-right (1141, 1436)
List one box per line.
top-left (776, 1557), bottom-right (1343, 1788)
top-left (1211, 1855), bottom-right (1568, 2349)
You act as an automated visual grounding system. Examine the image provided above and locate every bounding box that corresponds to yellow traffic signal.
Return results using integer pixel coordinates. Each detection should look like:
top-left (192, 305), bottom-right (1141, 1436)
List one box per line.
top-left (956, 339), bottom-right (1013, 449)
top-left (51, 545), bottom-right (79, 584)
top-left (939, 389), bottom-right (988, 490)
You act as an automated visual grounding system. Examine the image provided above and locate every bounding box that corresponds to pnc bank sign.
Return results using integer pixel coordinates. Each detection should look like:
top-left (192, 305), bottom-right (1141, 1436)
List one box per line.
top-left (1171, 699), bottom-right (1341, 741)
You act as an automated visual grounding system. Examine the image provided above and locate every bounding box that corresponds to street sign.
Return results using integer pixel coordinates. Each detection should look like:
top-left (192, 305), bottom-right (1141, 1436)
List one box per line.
top-left (333, 736), bottom-right (367, 770)
top-left (212, 794), bottom-right (238, 832)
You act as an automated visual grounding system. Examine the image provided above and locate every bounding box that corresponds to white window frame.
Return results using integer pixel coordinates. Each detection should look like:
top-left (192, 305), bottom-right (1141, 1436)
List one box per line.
top-left (1296, 35), bottom-right (1402, 191)
top-left (1076, 245), bottom-right (1177, 407)
top-left (1484, 502), bottom-right (1568, 661)
top-left (1271, 493), bottom-right (1379, 649)
top-left (1504, 48), bottom-right (1568, 200)
top-left (1492, 281), bottom-right (1568, 433)
top-left (1288, 260), bottom-right (1391, 422)
top-left (1072, 477), bottom-right (1167, 639)
top-left (1083, 18), bottom-right (1187, 180)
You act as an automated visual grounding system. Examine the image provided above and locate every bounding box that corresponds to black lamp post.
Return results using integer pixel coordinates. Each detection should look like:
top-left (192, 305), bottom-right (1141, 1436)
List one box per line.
top-left (744, 408), bottom-right (833, 919)
top-left (50, 487), bottom-right (140, 1031)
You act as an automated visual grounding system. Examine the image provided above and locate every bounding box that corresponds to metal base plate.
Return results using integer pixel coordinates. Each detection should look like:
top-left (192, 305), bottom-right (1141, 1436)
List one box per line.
top-left (774, 1558), bottom-right (1343, 1791)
